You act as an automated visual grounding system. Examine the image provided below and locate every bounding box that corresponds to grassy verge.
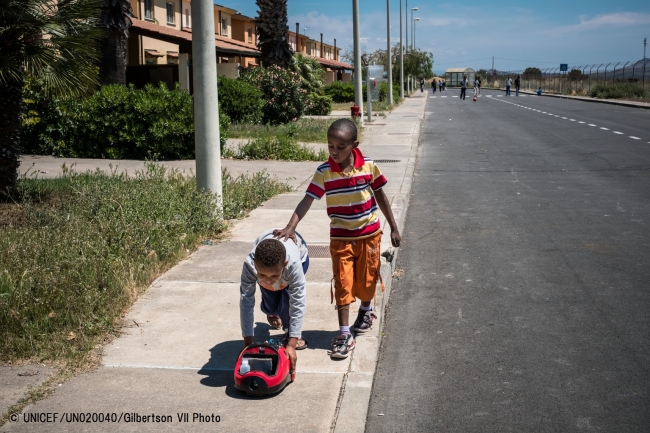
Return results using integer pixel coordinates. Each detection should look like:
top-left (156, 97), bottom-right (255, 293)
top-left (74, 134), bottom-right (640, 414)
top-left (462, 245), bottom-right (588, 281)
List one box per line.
top-left (229, 117), bottom-right (346, 143)
top-left (0, 164), bottom-right (292, 364)
top-left (224, 135), bottom-right (328, 161)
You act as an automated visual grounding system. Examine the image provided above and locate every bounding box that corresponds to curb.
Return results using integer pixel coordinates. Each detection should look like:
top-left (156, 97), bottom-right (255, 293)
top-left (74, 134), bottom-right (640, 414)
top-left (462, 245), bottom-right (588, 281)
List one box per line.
top-left (331, 96), bottom-right (425, 433)
top-left (495, 88), bottom-right (650, 110)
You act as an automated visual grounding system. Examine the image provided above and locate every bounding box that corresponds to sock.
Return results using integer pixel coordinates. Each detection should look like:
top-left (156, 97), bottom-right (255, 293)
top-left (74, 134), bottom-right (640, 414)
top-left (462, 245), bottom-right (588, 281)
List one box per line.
top-left (340, 326), bottom-right (350, 335)
top-left (359, 304), bottom-right (372, 312)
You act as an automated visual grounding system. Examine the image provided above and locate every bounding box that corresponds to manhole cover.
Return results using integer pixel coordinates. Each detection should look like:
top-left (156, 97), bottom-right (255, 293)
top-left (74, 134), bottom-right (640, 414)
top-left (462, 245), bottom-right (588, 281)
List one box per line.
top-left (307, 245), bottom-right (331, 258)
top-left (374, 159), bottom-right (401, 163)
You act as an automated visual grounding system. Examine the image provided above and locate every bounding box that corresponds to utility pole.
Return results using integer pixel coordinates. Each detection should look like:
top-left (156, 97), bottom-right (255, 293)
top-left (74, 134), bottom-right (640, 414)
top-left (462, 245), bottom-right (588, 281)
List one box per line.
top-left (405, 0), bottom-right (408, 53)
top-left (352, 0), bottom-right (363, 124)
top-left (387, 0), bottom-right (393, 104)
top-left (191, 0), bottom-right (222, 209)
top-left (399, 0), bottom-right (404, 98)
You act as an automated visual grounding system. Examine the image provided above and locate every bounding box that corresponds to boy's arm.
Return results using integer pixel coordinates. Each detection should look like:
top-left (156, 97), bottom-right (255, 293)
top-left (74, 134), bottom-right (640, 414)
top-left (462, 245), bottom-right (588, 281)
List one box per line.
top-left (374, 188), bottom-right (401, 247)
top-left (273, 195), bottom-right (315, 243)
top-left (239, 256), bottom-right (257, 346)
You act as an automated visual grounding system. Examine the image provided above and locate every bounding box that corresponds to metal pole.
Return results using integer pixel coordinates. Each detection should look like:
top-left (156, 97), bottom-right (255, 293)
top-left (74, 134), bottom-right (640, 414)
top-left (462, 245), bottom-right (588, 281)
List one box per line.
top-left (405, 0), bottom-right (408, 53)
top-left (612, 62), bottom-right (620, 84)
top-left (596, 63), bottom-right (603, 87)
top-left (387, 0), bottom-right (393, 104)
top-left (604, 62), bottom-right (611, 85)
top-left (352, 0), bottom-right (364, 124)
top-left (413, 18), bottom-right (418, 51)
top-left (589, 65), bottom-right (595, 93)
top-left (644, 59), bottom-right (650, 90)
top-left (632, 61), bottom-right (636, 83)
top-left (399, 0), bottom-right (404, 98)
top-left (366, 66), bottom-right (372, 122)
top-left (621, 61), bottom-right (629, 83)
top-left (192, 0), bottom-right (222, 206)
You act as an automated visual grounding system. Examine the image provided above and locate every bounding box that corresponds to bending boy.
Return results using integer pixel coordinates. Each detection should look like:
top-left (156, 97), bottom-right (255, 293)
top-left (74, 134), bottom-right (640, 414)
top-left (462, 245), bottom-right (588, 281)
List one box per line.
top-left (275, 119), bottom-right (401, 359)
top-left (240, 229), bottom-right (309, 380)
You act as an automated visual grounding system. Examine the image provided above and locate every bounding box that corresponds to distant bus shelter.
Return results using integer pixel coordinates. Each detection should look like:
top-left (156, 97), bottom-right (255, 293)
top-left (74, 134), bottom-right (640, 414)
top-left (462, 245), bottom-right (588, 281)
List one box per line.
top-left (445, 68), bottom-right (475, 87)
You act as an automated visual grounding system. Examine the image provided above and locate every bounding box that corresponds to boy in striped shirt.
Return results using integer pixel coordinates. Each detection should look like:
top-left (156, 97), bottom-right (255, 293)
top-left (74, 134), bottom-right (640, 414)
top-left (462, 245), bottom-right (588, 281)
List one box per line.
top-left (274, 119), bottom-right (401, 359)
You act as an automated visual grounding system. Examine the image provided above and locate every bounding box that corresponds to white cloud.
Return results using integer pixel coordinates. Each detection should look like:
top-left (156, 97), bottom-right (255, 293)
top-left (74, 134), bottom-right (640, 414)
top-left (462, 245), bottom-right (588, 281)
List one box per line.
top-left (559, 12), bottom-right (650, 32)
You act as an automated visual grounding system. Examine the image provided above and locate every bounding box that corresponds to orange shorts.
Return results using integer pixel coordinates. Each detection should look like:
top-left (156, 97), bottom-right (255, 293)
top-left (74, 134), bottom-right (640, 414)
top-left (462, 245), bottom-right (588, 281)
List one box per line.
top-left (330, 231), bottom-right (383, 305)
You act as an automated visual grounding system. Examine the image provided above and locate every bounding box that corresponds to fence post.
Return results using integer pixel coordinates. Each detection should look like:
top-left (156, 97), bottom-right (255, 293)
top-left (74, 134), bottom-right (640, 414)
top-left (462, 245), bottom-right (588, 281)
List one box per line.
top-left (644, 59), bottom-right (650, 90)
top-left (621, 61), bottom-right (629, 84)
top-left (582, 65), bottom-right (588, 94)
top-left (612, 62), bottom-right (620, 85)
top-left (604, 62), bottom-right (611, 85)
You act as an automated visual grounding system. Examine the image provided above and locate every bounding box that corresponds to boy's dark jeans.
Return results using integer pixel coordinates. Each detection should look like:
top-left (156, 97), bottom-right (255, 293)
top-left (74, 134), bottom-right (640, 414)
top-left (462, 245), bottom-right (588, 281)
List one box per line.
top-left (259, 256), bottom-right (310, 334)
top-left (460, 88), bottom-right (466, 100)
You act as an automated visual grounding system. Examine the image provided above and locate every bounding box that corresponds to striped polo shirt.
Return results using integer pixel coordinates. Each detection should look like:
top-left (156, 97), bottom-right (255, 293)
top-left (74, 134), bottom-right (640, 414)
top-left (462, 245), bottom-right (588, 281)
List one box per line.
top-left (306, 148), bottom-right (387, 240)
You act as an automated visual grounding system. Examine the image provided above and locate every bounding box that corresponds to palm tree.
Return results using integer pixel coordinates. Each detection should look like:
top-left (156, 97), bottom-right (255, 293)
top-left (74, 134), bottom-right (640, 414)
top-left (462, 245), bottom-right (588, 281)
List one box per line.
top-left (100, 0), bottom-right (134, 85)
top-left (289, 53), bottom-right (325, 94)
top-left (255, 0), bottom-right (293, 68)
top-left (0, 0), bottom-right (102, 197)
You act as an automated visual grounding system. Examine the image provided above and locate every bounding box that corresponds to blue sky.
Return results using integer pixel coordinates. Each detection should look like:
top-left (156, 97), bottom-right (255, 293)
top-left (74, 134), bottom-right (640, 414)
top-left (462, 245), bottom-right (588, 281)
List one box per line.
top-left (226, 1), bottom-right (650, 74)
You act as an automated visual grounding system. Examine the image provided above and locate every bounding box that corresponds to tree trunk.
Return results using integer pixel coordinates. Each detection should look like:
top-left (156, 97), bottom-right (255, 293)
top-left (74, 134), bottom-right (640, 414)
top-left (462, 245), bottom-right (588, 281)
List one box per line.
top-left (0, 81), bottom-right (23, 198)
top-left (100, 28), bottom-right (127, 85)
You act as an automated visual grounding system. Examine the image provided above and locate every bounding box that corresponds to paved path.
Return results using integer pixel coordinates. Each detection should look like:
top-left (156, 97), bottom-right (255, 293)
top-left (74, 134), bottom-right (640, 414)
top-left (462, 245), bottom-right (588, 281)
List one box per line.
top-left (367, 89), bottom-right (650, 432)
top-left (2, 94), bottom-right (426, 432)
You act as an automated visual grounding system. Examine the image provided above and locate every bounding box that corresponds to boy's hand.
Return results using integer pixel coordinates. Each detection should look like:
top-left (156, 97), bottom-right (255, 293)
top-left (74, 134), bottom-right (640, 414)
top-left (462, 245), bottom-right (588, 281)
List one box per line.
top-left (243, 336), bottom-right (253, 348)
top-left (273, 227), bottom-right (297, 244)
top-left (391, 228), bottom-right (401, 248)
top-left (285, 337), bottom-right (298, 381)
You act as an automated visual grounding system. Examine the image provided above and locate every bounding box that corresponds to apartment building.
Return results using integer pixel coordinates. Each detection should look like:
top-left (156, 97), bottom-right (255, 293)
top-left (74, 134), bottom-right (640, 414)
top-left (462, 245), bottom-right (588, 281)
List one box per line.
top-left (288, 30), bottom-right (352, 84)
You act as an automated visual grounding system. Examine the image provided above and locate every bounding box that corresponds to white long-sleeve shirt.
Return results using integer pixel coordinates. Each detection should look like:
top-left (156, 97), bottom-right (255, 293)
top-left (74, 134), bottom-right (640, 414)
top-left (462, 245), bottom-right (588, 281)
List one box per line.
top-left (239, 229), bottom-right (308, 338)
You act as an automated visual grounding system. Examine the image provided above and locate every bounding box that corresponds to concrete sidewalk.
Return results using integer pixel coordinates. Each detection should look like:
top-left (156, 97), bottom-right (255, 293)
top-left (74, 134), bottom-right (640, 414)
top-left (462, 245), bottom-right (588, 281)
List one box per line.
top-left (2, 94), bottom-right (425, 433)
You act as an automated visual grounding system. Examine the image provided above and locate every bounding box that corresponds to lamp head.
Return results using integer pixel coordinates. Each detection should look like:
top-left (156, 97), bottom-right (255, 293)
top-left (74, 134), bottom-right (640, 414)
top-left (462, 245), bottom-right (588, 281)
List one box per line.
top-left (412, 7), bottom-right (418, 10)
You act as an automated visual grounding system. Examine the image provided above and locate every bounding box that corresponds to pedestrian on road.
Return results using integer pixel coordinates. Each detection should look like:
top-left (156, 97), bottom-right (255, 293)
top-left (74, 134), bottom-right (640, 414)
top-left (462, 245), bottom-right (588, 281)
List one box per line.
top-left (274, 119), bottom-right (402, 360)
top-left (506, 76), bottom-right (512, 96)
top-left (240, 229), bottom-right (310, 381)
top-left (477, 77), bottom-right (482, 96)
top-left (537, 86), bottom-right (543, 96)
top-left (439, 80), bottom-right (443, 92)
top-left (432, 79), bottom-right (436, 93)
top-left (460, 75), bottom-right (468, 100)
top-left (473, 76), bottom-right (479, 97)
top-left (419, 77), bottom-right (425, 92)
top-left (443, 80), bottom-right (446, 91)
top-left (515, 75), bottom-right (521, 96)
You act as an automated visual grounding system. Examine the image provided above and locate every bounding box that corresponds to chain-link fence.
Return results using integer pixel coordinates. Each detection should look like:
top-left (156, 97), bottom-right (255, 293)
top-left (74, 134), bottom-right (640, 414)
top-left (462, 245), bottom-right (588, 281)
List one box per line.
top-left (482, 59), bottom-right (650, 96)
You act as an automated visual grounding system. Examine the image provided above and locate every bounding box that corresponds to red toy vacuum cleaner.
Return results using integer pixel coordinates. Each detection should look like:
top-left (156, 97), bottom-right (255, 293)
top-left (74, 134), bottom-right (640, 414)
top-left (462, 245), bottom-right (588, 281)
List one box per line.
top-left (234, 340), bottom-right (291, 396)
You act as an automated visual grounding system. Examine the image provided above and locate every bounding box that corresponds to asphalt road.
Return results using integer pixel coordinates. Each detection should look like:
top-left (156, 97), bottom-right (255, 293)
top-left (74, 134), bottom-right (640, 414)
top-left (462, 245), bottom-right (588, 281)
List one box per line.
top-left (366, 89), bottom-right (650, 432)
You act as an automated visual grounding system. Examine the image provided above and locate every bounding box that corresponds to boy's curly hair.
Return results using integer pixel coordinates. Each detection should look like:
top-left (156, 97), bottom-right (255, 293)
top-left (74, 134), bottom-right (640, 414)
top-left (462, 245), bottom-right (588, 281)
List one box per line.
top-left (328, 118), bottom-right (357, 142)
top-left (254, 239), bottom-right (286, 267)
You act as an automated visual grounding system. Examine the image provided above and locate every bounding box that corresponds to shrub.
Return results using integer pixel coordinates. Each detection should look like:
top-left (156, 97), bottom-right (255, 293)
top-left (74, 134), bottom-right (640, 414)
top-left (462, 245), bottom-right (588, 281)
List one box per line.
top-left (239, 66), bottom-right (307, 125)
top-left (305, 93), bottom-right (332, 115)
top-left (224, 135), bottom-right (328, 161)
top-left (324, 81), bottom-right (356, 103)
top-left (289, 53), bottom-right (326, 94)
top-left (21, 83), bottom-right (229, 160)
top-left (379, 82), bottom-right (402, 103)
top-left (590, 82), bottom-right (646, 99)
top-left (217, 76), bottom-right (264, 123)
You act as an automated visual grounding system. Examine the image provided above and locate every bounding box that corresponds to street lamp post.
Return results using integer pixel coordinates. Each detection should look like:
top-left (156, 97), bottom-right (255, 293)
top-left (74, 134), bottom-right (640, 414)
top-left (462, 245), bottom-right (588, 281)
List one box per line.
top-left (352, 0), bottom-right (363, 124)
top-left (387, 0), bottom-right (393, 104)
top-left (191, 0), bottom-right (222, 208)
top-left (399, 0), bottom-right (404, 98)
top-left (413, 17), bottom-right (420, 51)
top-left (410, 7), bottom-right (418, 50)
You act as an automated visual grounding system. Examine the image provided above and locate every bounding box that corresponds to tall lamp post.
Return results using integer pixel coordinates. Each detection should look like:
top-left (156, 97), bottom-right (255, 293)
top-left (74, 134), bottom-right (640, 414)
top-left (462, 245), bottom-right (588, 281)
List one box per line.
top-left (413, 17), bottom-right (420, 51)
top-left (399, 0), bottom-right (404, 98)
top-left (191, 0), bottom-right (222, 208)
top-left (352, 0), bottom-right (363, 124)
top-left (387, 0), bottom-right (393, 104)
top-left (410, 7), bottom-right (418, 50)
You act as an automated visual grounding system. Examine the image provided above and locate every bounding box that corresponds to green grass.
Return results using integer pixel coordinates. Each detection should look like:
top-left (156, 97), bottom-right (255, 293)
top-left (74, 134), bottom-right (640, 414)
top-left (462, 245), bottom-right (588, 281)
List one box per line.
top-left (0, 164), bottom-right (292, 363)
top-left (228, 117), bottom-right (340, 143)
top-left (224, 135), bottom-right (328, 161)
top-left (590, 82), bottom-right (649, 100)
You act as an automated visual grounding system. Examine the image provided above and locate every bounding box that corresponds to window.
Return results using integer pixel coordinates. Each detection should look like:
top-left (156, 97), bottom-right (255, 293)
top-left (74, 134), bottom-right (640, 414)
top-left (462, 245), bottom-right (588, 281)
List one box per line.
top-left (166, 3), bottom-right (174, 24)
top-left (144, 0), bottom-right (153, 20)
top-left (247, 27), bottom-right (252, 44)
top-left (221, 17), bottom-right (228, 36)
top-left (185, 9), bottom-right (190, 27)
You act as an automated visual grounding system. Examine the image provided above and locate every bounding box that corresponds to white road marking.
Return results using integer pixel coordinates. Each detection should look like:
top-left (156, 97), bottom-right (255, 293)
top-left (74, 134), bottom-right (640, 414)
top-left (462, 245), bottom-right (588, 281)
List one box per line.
top-left (554, 115), bottom-right (560, 117)
top-left (569, 119), bottom-right (576, 121)
top-left (613, 131), bottom-right (624, 135)
top-left (588, 124), bottom-right (597, 126)
top-left (578, 121), bottom-right (585, 124)
top-left (441, 96), bottom-right (447, 98)
top-left (430, 96), bottom-right (437, 98)
top-left (452, 96), bottom-right (458, 98)
top-left (630, 136), bottom-right (641, 140)
top-left (561, 117), bottom-right (567, 119)
top-left (542, 111), bottom-right (547, 113)
top-left (600, 127), bottom-right (610, 130)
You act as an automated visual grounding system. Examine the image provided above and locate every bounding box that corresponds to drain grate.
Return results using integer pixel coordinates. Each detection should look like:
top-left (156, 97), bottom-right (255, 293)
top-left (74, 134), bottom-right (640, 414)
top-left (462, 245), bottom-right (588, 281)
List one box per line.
top-left (307, 244), bottom-right (331, 258)
top-left (374, 159), bottom-right (401, 163)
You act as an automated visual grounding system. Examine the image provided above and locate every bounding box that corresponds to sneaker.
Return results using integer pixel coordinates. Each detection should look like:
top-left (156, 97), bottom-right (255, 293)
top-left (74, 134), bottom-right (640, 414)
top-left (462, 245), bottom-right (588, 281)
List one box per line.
top-left (330, 333), bottom-right (355, 359)
top-left (352, 310), bottom-right (377, 333)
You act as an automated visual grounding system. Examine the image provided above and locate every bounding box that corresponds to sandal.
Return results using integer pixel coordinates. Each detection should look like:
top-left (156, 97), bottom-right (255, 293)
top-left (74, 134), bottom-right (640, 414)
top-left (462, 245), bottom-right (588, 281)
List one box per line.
top-left (267, 315), bottom-right (282, 330)
top-left (281, 333), bottom-right (309, 350)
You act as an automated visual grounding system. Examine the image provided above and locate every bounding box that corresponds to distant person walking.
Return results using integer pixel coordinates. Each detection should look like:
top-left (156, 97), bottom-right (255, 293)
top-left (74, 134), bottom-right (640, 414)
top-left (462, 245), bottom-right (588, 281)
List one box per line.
top-left (432, 79), bottom-right (436, 93)
top-left (442, 80), bottom-right (446, 91)
top-left (439, 80), bottom-right (443, 92)
top-left (505, 76), bottom-right (512, 96)
top-left (460, 75), bottom-right (468, 100)
top-left (419, 77), bottom-right (425, 92)
top-left (477, 77), bottom-right (482, 96)
top-left (473, 77), bottom-right (479, 97)
top-left (515, 75), bottom-right (521, 96)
